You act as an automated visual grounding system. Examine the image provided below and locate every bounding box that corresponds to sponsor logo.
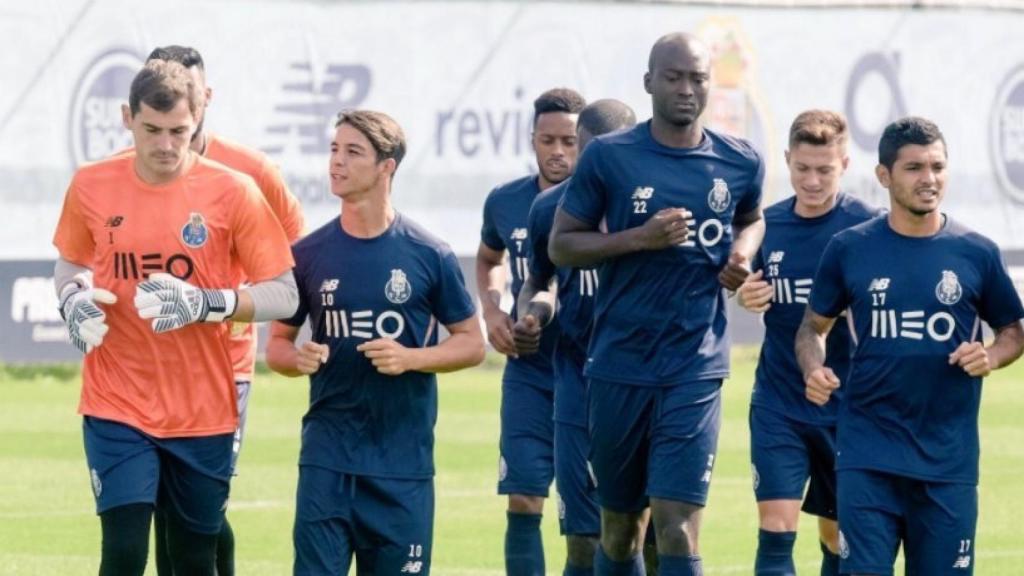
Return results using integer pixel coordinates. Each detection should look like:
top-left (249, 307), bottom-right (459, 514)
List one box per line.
top-left (845, 52), bottom-right (908, 154)
top-left (69, 48), bottom-right (144, 167)
top-left (322, 309), bottom-right (405, 339)
top-left (510, 228), bottom-right (528, 241)
top-left (632, 186), bottom-right (653, 214)
top-left (991, 65), bottom-right (1024, 203)
top-left (400, 561), bottom-right (423, 574)
top-left (751, 463), bottom-right (760, 491)
top-left (767, 250), bottom-right (784, 264)
top-left (870, 309), bottom-right (956, 342)
top-left (498, 455), bottom-right (508, 482)
top-left (772, 278), bottom-right (812, 305)
top-left (181, 213), bottom-right (209, 248)
top-left (113, 252), bottom-right (195, 281)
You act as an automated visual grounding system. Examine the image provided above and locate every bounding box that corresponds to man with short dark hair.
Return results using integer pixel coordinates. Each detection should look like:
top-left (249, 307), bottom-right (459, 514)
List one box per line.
top-left (550, 33), bottom-right (765, 576)
top-left (476, 87), bottom-right (586, 576)
top-left (796, 116), bottom-right (1024, 575)
top-left (267, 109), bottom-right (485, 576)
top-left (736, 110), bottom-right (881, 575)
top-left (53, 59), bottom-right (298, 576)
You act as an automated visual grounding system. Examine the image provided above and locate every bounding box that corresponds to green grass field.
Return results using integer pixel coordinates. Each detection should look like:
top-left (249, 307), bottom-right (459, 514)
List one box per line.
top-left (1, 349), bottom-right (1022, 575)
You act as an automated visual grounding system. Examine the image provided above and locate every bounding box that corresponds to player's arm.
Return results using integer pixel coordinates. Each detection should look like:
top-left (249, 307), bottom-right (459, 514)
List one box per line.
top-left (548, 207), bottom-right (691, 268)
top-left (513, 272), bottom-right (557, 356)
top-left (476, 241), bottom-right (517, 357)
top-left (357, 316), bottom-right (486, 376)
top-left (949, 320), bottom-right (1024, 377)
top-left (719, 206), bottom-right (765, 291)
top-left (266, 320), bottom-right (329, 377)
top-left (795, 308), bottom-right (840, 406)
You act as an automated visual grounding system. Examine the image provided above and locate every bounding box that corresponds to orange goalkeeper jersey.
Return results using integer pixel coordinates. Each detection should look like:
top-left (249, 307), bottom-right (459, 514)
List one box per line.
top-left (205, 134), bottom-right (304, 381)
top-left (53, 152), bottom-right (295, 438)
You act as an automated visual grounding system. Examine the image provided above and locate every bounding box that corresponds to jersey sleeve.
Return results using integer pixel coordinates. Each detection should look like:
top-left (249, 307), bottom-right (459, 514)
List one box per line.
top-left (527, 198), bottom-right (556, 284)
top-left (257, 160), bottom-right (305, 242)
top-left (809, 237), bottom-right (849, 318)
top-left (431, 248), bottom-right (477, 326)
top-left (52, 180), bottom-right (95, 266)
top-left (736, 149), bottom-right (765, 216)
top-left (560, 142), bottom-right (606, 226)
top-left (280, 245), bottom-right (308, 328)
top-left (480, 192), bottom-right (504, 251)
top-left (230, 178), bottom-right (296, 283)
top-left (977, 246), bottom-right (1024, 330)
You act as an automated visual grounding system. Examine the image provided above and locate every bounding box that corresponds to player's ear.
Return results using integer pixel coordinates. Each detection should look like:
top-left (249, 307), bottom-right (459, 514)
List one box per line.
top-left (121, 103), bottom-right (132, 129)
top-left (841, 155), bottom-right (850, 171)
top-left (643, 71), bottom-right (653, 95)
top-left (875, 164), bottom-right (890, 189)
top-left (784, 149), bottom-right (791, 165)
top-left (205, 86), bottom-right (213, 106)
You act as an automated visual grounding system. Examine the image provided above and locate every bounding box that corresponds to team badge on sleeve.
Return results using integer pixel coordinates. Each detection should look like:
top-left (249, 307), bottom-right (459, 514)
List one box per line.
top-left (385, 269), bottom-right (412, 304)
top-left (181, 212), bottom-right (209, 248)
top-left (935, 270), bottom-right (963, 305)
top-left (707, 178), bottom-right (732, 213)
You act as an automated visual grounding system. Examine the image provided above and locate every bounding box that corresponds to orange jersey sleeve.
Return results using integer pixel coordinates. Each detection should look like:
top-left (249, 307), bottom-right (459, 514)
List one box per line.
top-left (53, 175), bottom-right (98, 267)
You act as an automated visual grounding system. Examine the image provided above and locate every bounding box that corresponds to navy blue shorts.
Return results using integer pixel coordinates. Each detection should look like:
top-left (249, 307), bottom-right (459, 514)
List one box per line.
top-left (837, 469), bottom-right (978, 575)
top-left (588, 379), bottom-right (722, 513)
top-left (497, 378), bottom-right (554, 497)
top-left (293, 466), bottom-right (433, 576)
top-left (749, 405), bottom-right (837, 519)
top-left (554, 421), bottom-right (600, 536)
top-left (82, 416), bottom-right (232, 534)
top-left (231, 379), bottom-right (251, 474)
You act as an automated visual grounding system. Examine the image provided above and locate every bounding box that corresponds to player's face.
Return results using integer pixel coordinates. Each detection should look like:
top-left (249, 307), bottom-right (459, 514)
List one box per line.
top-left (123, 99), bottom-right (196, 184)
top-left (329, 123), bottom-right (393, 199)
top-left (786, 142), bottom-right (849, 216)
top-left (532, 112), bottom-right (578, 187)
top-left (645, 48), bottom-right (710, 128)
top-left (877, 141), bottom-right (948, 217)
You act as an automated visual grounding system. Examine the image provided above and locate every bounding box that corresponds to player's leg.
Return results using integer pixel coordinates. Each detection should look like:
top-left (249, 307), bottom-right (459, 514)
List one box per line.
top-left (351, 475), bottom-right (434, 575)
top-left (588, 378), bottom-right (654, 575)
top-left (554, 421), bottom-right (600, 576)
top-left (803, 423), bottom-right (841, 575)
top-left (836, 469), bottom-right (904, 576)
top-left (216, 378), bottom-right (251, 576)
top-left (153, 507), bottom-right (172, 575)
top-left (293, 465), bottom-right (356, 575)
top-left (83, 416), bottom-right (161, 576)
top-left (749, 406), bottom-right (811, 575)
top-left (903, 479), bottom-right (977, 575)
top-left (498, 378), bottom-right (555, 576)
top-left (647, 380), bottom-right (722, 576)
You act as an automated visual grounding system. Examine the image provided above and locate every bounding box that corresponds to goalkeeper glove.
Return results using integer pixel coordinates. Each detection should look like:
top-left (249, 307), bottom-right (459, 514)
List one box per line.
top-left (134, 273), bottom-right (237, 334)
top-left (60, 287), bottom-right (118, 354)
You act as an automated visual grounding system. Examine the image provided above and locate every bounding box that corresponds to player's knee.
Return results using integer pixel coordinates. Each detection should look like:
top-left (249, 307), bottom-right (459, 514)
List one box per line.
top-left (600, 509), bottom-right (644, 558)
top-left (566, 534), bottom-right (598, 567)
top-left (651, 499), bottom-right (702, 555)
top-left (99, 504), bottom-right (153, 576)
top-left (507, 493), bottom-right (545, 514)
top-left (757, 500), bottom-right (801, 532)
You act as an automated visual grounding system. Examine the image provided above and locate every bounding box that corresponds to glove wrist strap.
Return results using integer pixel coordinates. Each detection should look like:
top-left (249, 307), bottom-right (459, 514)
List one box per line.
top-left (201, 289), bottom-right (237, 323)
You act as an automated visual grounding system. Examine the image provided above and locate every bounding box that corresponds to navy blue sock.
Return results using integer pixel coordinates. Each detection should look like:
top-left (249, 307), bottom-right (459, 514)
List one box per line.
top-left (657, 554), bottom-right (702, 576)
top-left (820, 540), bottom-right (840, 576)
top-left (594, 546), bottom-right (644, 576)
top-left (754, 530), bottom-right (797, 576)
top-left (505, 512), bottom-right (545, 576)
top-left (564, 563), bottom-right (595, 576)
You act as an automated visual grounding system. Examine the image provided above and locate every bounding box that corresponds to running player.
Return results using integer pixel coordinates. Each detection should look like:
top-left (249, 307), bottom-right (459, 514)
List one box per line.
top-left (514, 98), bottom-right (637, 576)
top-left (476, 88), bottom-right (585, 576)
top-left (735, 110), bottom-right (881, 575)
top-left (549, 33), bottom-right (765, 576)
top-left (53, 59), bottom-right (297, 576)
top-left (796, 116), bottom-right (1024, 575)
top-left (266, 110), bottom-right (485, 576)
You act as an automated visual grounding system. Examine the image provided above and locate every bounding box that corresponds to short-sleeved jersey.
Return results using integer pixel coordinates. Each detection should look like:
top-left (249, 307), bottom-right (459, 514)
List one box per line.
top-left (284, 214), bottom-right (476, 479)
top-left (481, 174), bottom-right (558, 388)
top-left (561, 122), bottom-right (764, 386)
top-left (205, 134), bottom-right (306, 381)
top-left (810, 216), bottom-right (1024, 483)
top-left (53, 153), bottom-right (295, 438)
top-left (527, 178), bottom-right (598, 424)
top-left (751, 194), bottom-right (882, 425)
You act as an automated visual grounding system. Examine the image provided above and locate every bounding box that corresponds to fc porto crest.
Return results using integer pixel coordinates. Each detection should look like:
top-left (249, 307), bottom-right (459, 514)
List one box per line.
top-left (935, 270), bottom-right (963, 305)
top-left (385, 268), bottom-right (412, 304)
top-left (707, 178), bottom-right (732, 213)
top-left (181, 212), bottom-right (209, 248)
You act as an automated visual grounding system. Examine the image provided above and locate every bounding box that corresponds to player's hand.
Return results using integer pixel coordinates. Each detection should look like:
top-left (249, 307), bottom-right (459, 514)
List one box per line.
top-left (736, 269), bottom-right (773, 313)
top-left (61, 288), bottom-right (118, 354)
top-left (483, 308), bottom-right (518, 358)
top-left (949, 342), bottom-right (992, 377)
top-left (719, 252), bottom-right (751, 291)
top-left (134, 273), bottom-right (237, 334)
top-left (635, 208), bottom-right (692, 250)
top-left (358, 338), bottom-right (416, 376)
top-left (805, 366), bottom-right (840, 406)
top-left (512, 314), bottom-right (542, 356)
top-left (296, 341), bottom-right (329, 375)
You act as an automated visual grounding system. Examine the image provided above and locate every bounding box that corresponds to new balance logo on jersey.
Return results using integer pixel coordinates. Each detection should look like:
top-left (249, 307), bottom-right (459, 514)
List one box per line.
top-left (105, 216), bottom-right (124, 228)
top-left (579, 269), bottom-right (598, 297)
top-left (400, 561), bottom-right (423, 574)
top-left (510, 228), bottom-right (528, 241)
top-left (870, 309), bottom-right (956, 341)
top-left (323, 309), bottom-right (405, 339)
top-left (320, 279), bottom-right (339, 292)
top-left (771, 278), bottom-right (812, 304)
top-left (869, 277), bottom-right (891, 291)
top-left (632, 186), bottom-right (653, 214)
top-left (767, 250), bottom-right (784, 264)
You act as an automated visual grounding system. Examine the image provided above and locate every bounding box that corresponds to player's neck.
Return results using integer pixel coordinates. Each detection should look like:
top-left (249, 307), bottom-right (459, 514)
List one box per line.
top-left (190, 131), bottom-right (208, 155)
top-left (134, 151), bottom-right (196, 186)
top-left (888, 209), bottom-right (943, 237)
top-left (793, 194), bottom-right (838, 219)
top-left (650, 117), bottom-right (703, 149)
top-left (536, 174), bottom-right (557, 192)
top-left (340, 194), bottom-right (395, 239)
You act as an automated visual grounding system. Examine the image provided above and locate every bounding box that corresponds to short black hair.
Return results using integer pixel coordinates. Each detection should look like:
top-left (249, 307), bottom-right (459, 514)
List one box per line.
top-left (878, 117), bottom-right (946, 170)
top-left (533, 88), bottom-right (585, 125)
top-left (146, 45), bottom-right (205, 71)
top-left (578, 99), bottom-right (636, 137)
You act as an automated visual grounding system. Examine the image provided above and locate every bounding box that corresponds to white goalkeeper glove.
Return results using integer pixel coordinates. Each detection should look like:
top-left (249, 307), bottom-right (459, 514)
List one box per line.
top-left (134, 273), bottom-right (237, 334)
top-left (60, 287), bottom-right (118, 354)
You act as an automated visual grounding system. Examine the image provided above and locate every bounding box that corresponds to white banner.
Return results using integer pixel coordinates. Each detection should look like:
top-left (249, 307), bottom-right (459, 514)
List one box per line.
top-left (2, 1), bottom-right (1024, 257)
